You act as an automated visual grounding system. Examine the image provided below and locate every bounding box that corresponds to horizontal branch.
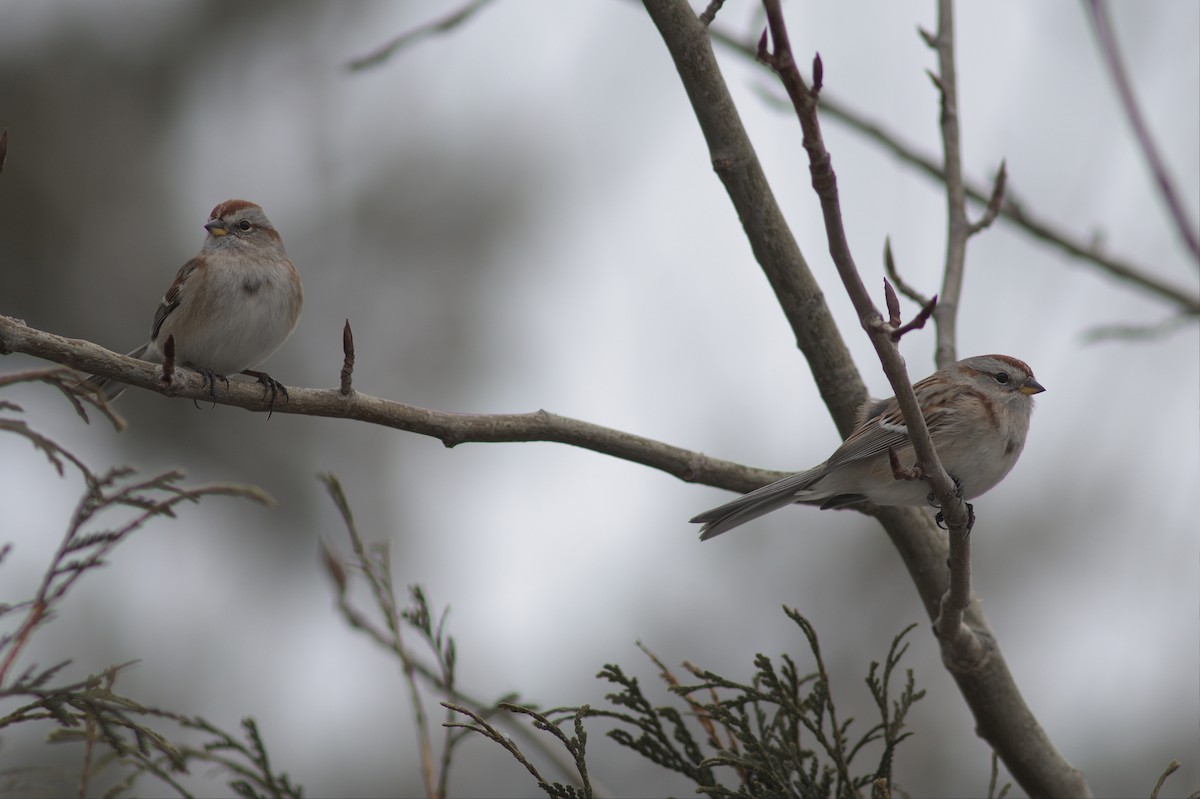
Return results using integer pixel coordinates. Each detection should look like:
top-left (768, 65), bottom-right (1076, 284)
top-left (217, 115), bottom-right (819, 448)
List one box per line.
top-left (0, 315), bottom-right (786, 495)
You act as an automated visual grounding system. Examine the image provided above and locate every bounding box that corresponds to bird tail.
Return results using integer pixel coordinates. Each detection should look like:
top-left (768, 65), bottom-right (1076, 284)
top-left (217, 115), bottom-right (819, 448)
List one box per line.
top-left (690, 466), bottom-right (825, 541)
top-left (83, 342), bottom-right (153, 401)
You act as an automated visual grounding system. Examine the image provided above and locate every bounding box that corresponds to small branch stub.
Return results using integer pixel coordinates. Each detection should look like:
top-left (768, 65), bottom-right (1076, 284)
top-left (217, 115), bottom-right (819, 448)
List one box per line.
top-left (892, 293), bottom-right (937, 341)
top-left (884, 278), bottom-right (903, 328)
top-left (880, 278), bottom-right (937, 342)
top-left (883, 238), bottom-right (932, 307)
top-left (340, 319), bottom-right (356, 396)
top-left (968, 160), bottom-right (1008, 236)
top-left (755, 26), bottom-right (770, 63)
top-left (887, 446), bottom-right (924, 482)
top-left (159, 334), bottom-right (176, 391)
top-left (698, 0), bottom-right (726, 27)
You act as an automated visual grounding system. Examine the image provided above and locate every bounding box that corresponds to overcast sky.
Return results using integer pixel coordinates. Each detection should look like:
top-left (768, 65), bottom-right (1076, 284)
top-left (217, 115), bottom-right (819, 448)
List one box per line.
top-left (1, 2), bottom-right (1197, 797)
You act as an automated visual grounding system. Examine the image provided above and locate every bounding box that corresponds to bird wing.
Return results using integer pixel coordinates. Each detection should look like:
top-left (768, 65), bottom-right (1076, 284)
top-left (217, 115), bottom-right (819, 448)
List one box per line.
top-left (150, 258), bottom-right (199, 342)
top-left (825, 391), bottom-right (958, 469)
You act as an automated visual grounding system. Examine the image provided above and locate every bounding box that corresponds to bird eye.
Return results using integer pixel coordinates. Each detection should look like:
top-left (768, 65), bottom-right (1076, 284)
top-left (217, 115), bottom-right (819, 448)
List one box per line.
top-left (238, 220), bottom-right (252, 231)
top-left (994, 372), bottom-right (1010, 384)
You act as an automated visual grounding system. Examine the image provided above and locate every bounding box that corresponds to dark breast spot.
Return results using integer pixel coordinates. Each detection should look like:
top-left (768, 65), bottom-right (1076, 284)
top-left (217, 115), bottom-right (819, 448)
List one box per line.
top-left (242, 278), bottom-right (263, 294)
top-left (1005, 437), bottom-right (1019, 455)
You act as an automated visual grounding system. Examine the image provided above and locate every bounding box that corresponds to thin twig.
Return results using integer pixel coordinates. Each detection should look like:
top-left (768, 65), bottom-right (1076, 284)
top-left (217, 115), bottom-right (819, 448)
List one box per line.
top-left (641, 0), bottom-right (868, 439)
top-left (884, 238), bottom-right (933, 307)
top-left (1084, 0), bottom-right (1200, 265)
top-left (923, 0), bottom-right (981, 650)
top-left (925, 1), bottom-right (970, 370)
top-left (320, 477), bottom-right (439, 798)
top-left (749, 3), bottom-right (1091, 795)
top-left (321, 475), bottom-right (612, 797)
top-left (1149, 759), bottom-right (1180, 799)
top-left (713, 29), bottom-right (1200, 316)
top-left (967, 161), bottom-right (1007, 236)
top-left (346, 0), bottom-right (497, 71)
top-left (1081, 314), bottom-right (1195, 343)
top-left (756, 0), bottom-right (971, 542)
top-left (698, 0), bottom-right (726, 27)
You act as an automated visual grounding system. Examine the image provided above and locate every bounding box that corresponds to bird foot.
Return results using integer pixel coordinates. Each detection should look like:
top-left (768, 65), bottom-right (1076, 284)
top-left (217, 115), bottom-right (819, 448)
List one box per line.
top-left (935, 502), bottom-right (975, 533)
top-left (184, 362), bottom-right (229, 408)
top-left (241, 369), bottom-right (288, 418)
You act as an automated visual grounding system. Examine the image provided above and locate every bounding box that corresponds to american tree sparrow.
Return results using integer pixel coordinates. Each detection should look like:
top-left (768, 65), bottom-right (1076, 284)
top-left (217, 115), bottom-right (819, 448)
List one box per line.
top-left (692, 354), bottom-right (1045, 540)
top-left (89, 200), bottom-right (303, 404)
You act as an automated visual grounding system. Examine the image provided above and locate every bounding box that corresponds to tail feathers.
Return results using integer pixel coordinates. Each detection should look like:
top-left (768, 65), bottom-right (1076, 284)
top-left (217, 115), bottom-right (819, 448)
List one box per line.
top-left (85, 342), bottom-right (154, 401)
top-left (692, 467), bottom-right (825, 541)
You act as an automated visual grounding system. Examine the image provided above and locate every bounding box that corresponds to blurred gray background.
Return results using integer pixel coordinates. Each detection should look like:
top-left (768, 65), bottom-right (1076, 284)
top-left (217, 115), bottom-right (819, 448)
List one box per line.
top-left (1, 1), bottom-right (1197, 796)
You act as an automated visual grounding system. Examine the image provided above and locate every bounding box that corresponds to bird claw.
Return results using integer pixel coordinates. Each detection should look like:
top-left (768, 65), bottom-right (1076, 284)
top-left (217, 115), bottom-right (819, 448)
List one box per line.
top-left (242, 369), bottom-right (288, 418)
top-left (184, 363), bottom-right (228, 408)
top-left (931, 475), bottom-right (973, 532)
top-left (926, 475), bottom-right (965, 507)
top-left (935, 502), bottom-right (975, 533)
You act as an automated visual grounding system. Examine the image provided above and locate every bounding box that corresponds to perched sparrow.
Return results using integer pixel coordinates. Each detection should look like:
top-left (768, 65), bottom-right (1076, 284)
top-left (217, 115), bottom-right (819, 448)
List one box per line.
top-left (692, 355), bottom-right (1045, 540)
top-left (89, 199), bottom-right (303, 403)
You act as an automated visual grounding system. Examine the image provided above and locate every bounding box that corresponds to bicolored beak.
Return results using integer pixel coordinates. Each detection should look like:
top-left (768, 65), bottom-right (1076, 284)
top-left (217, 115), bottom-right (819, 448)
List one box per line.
top-left (204, 219), bottom-right (228, 236)
top-left (1019, 377), bottom-right (1046, 396)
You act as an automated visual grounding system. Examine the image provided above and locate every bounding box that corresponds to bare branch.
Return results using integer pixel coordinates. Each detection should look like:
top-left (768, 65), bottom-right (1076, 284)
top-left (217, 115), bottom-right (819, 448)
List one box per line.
top-left (925, 0), bottom-right (970, 369)
top-left (1081, 314), bottom-right (1196, 343)
top-left (641, 0), bottom-right (866, 439)
top-left (1149, 760), bottom-right (1181, 799)
top-left (890, 293), bottom-right (937, 342)
top-left (346, 0), bottom-right (497, 72)
top-left (0, 368), bottom-right (125, 431)
top-left (1085, 0), bottom-right (1200, 265)
top-left (883, 238), bottom-right (933, 308)
top-left (713, 30), bottom-right (1200, 316)
top-left (676, 2), bottom-right (1093, 794)
top-left (0, 315), bottom-right (788, 496)
top-left (923, 0), bottom-right (995, 701)
top-left (967, 160), bottom-right (1007, 236)
top-left (755, 0), bottom-right (969, 542)
top-left (698, 0), bottom-right (726, 27)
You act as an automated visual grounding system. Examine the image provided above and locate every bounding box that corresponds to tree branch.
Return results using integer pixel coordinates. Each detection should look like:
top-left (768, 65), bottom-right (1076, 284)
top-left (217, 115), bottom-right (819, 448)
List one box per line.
top-left (0, 315), bottom-right (786, 495)
top-left (922, 0), bottom-right (980, 661)
top-left (708, 29), bottom-right (1200, 317)
top-left (345, 0), bottom-right (498, 72)
top-left (640, 0), bottom-right (866, 439)
top-left (646, 2), bottom-right (1093, 795)
top-left (922, 3), bottom-right (970, 369)
top-left (756, 0), bottom-right (975, 608)
top-left (1084, 0), bottom-right (1200, 265)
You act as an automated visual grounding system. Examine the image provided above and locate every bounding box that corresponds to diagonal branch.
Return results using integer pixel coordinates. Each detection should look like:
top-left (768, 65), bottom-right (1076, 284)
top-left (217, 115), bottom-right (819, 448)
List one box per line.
top-left (756, 0), bottom-right (973, 555)
top-left (709, 28), bottom-right (1200, 316)
top-left (647, 2), bottom-right (1092, 796)
top-left (1084, 0), bottom-right (1200, 265)
top-left (345, 0), bottom-right (497, 72)
top-left (640, 0), bottom-right (866, 439)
